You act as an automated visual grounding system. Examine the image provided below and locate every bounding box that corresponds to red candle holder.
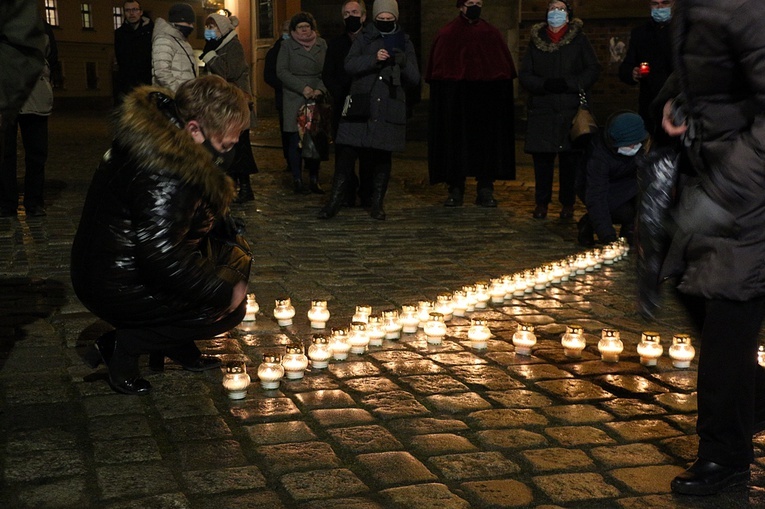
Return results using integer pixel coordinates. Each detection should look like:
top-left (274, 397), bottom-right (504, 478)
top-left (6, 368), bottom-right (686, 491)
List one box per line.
top-left (639, 62), bottom-right (651, 77)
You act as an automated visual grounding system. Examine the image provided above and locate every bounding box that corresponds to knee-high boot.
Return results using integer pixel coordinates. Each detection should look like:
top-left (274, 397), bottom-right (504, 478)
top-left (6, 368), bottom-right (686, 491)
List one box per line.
top-left (370, 168), bottom-right (390, 221)
top-left (317, 164), bottom-right (352, 219)
top-left (235, 174), bottom-right (255, 203)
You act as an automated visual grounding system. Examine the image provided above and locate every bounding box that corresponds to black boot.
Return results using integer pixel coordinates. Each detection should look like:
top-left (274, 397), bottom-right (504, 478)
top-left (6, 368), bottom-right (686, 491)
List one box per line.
top-left (370, 169), bottom-right (390, 220)
top-left (317, 165), bottom-right (352, 219)
top-left (577, 214), bottom-right (595, 247)
top-left (234, 175), bottom-right (255, 203)
top-left (444, 185), bottom-right (464, 207)
top-left (107, 339), bottom-right (151, 396)
top-left (475, 183), bottom-right (497, 207)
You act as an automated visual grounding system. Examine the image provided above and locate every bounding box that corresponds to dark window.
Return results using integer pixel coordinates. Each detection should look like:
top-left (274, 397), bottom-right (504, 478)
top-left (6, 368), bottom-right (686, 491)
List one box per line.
top-left (258, 0), bottom-right (274, 39)
top-left (86, 62), bottom-right (98, 90)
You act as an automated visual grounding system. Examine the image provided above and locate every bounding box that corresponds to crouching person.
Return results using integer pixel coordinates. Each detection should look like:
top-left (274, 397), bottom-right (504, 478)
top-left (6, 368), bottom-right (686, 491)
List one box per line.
top-left (71, 75), bottom-right (252, 395)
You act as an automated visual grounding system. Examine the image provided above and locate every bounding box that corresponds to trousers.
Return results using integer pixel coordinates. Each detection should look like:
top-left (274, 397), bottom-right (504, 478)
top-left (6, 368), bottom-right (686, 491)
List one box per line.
top-left (531, 151), bottom-right (580, 207)
top-left (0, 113), bottom-right (48, 210)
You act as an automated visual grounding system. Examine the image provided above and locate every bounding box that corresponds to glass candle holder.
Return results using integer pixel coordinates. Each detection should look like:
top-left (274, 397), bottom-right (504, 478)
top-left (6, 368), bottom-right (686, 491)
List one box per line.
top-left (222, 360), bottom-right (250, 400)
top-left (400, 305), bottom-right (419, 334)
top-left (243, 294), bottom-right (259, 322)
top-left (307, 335), bottom-right (331, 369)
top-left (352, 305), bottom-right (372, 324)
top-left (598, 328), bottom-right (623, 363)
top-left (257, 353), bottom-right (284, 389)
top-left (366, 315), bottom-right (386, 346)
top-left (417, 301), bottom-right (433, 328)
top-left (435, 294), bottom-right (454, 321)
top-left (512, 273), bottom-right (526, 297)
top-left (512, 322), bottom-right (536, 356)
top-left (382, 309), bottom-right (402, 340)
top-left (489, 278), bottom-right (506, 304)
top-left (467, 318), bottom-right (491, 350)
top-left (273, 298), bottom-right (295, 327)
top-left (307, 300), bottom-right (330, 329)
top-left (669, 333), bottom-right (695, 368)
top-left (474, 282), bottom-right (490, 309)
top-left (502, 274), bottom-right (515, 300)
top-left (560, 324), bottom-right (586, 359)
top-left (523, 270), bottom-right (535, 293)
top-left (637, 331), bottom-right (663, 367)
top-left (759, 345), bottom-right (765, 368)
top-left (575, 254), bottom-right (588, 275)
top-left (533, 268), bottom-right (548, 291)
top-left (330, 328), bottom-right (351, 361)
top-left (282, 344), bottom-right (309, 379)
top-left (462, 285), bottom-right (478, 312)
top-left (452, 290), bottom-right (468, 317)
top-left (424, 312), bottom-right (447, 345)
top-left (348, 322), bottom-right (370, 354)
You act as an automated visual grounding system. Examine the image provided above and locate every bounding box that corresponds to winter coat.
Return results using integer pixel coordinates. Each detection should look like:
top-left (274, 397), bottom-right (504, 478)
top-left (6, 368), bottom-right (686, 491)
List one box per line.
top-left (519, 19), bottom-right (600, 154)
top-left (20, 33), bottom-right (53, 116)
top-left (70, 86), bottom-right (240, 328)
top-left (322, 32), bottom-right (356, 137)
top-left (276, 36), bottom-right (327, 133)
top-left (152, 18), bottom-right (197, 92)
top-left (661, 0), bottom-right (765, 301)
top-left (579, 133), bottom-right (640, 241)
top-left (334, 24), bottom-right (420, 153)
top-left (201, 29), bottom-right (254, 127)
top-left (114, 16), bottom-right (154, 97)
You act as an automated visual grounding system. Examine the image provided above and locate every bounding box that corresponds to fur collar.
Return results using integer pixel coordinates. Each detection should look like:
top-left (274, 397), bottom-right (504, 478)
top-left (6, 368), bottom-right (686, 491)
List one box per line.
top-left (529, 18), bottom-right (584, 52)
top-left (114, 86), bottom-right (235, 213)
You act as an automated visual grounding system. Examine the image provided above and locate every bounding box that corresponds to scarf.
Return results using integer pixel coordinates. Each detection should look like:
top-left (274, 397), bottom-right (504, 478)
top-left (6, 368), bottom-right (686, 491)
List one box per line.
top-left (293, 30), bottom-right (317, 50)
top-left (546, 24), bottom-right (569, 44)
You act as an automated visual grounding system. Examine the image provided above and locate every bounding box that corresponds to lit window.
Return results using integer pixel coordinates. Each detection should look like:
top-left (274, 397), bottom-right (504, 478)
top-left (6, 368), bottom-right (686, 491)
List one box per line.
top-left (114, 7), bottom-right (124, 30)
top-left (45, 0), bottom-right (59, 26)
top-left (81, 3), bottom-right (93, 29)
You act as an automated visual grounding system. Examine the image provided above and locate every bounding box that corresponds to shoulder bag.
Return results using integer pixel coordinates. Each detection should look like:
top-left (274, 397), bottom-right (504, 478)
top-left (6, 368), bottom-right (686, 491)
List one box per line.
top-left (570, 90), bottom-right (598, 141)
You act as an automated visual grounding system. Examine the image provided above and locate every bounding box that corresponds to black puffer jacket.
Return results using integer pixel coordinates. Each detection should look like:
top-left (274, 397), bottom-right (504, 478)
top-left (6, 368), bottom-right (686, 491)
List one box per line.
top-left (663, 0), bottom-right (765, 300)
top-left (519, 19), bottom-right (600, 154)
top-left (71, 86), bottom-right (239, 328)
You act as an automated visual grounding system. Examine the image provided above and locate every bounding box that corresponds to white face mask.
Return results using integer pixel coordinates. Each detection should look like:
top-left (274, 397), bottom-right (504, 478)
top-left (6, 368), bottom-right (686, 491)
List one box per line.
top-left (617, 143), bottom-right (642, 156)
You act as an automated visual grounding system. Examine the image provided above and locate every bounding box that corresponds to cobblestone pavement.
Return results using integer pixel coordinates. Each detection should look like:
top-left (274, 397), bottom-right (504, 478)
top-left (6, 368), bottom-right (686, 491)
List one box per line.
top-left (1, 110), bottom-right (764, 509)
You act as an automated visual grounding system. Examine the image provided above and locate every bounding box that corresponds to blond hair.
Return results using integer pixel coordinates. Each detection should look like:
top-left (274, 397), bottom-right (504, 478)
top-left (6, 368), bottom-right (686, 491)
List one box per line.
top-left (175, 75), bottom-right (250, 138)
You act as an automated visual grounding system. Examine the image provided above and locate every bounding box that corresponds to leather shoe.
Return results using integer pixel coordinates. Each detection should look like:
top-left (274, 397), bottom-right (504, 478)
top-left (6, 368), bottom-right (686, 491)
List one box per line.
top-left (532, 204), bottom-right (548, 219)
top-left (475, 193), bottom-right (498, 208)
top-left (443, 187), bottom-right (464, 207)
top-left (109, 377), bottom-right (152, 396)
top-left (183, 356), bottom-right (222, 372)
top-left (316, 206), bottom-right (338, 219)
top-left (671, 459), bottom-right (750, 496)
top-left (560, 205), bottom-right (574, 219)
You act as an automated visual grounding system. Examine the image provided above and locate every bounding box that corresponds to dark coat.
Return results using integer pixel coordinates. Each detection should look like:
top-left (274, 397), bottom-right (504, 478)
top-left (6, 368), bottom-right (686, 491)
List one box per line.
top-left (519, 19), bottom-right (600, 154)
top-left (580, 133), bottom-right (640, 241)
top-left (276, 36), bottom-right (327, 133)
top-left (71, 87), bottom-right (240, 328)
top-left (114, 17), bottom-right (154, 97)
top-left (618, 18), bottom-right (673, 131)
top-left (334, 24), bottom-right (420, 153)
top-left (323, 32), bottom-right (356, 137)
top-left (264, 37), bottom-right (284, 111)
top-left (663, 0), bottom-right (765, 300)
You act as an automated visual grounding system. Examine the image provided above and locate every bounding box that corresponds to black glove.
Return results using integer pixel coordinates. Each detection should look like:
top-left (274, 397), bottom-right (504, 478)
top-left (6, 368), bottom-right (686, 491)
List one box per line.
top-left (543, 78), bottom-right (568, 93)
top-left (393, 48), bottom-right (407, 67)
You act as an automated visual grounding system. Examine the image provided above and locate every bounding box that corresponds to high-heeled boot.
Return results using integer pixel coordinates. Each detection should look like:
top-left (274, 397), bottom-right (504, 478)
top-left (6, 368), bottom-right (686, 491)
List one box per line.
top-left (317, 165), bottom-right (352, 219)
top-left (108, 339), bottom-right (151, 396)
top-left (235, 175), bottom-right (255, 203)
top-left (370, 169), bottom-right (390, 220)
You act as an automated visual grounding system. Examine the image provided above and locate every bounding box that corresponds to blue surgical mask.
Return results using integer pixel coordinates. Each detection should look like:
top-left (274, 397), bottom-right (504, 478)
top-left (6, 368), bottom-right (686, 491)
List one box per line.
top-left (281, 33), bottom-right (290, 40)
top-left (547, 10), bottom-right (568, 28)
top-left (204, 28), bottom-right (218, 41)
top-left (651, 7), bottom-right (672, 23)
top-left (617, 143), bottom-right (642, 157)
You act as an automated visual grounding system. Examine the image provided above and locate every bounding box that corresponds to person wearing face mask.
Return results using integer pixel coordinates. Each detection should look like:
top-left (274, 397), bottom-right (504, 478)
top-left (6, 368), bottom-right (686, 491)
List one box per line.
top-left (71, 75), bottom-right (252, 396)
top-left (426, 0), bottom-right (517, 208)
top-left (264, 20), bottom-right (292, 171)
top-left (152, 2), bottom-right (198, 93)
top-left (200, 13), bottom-right (259, 204)
top-left (519, 0), bottom-right (600, 221)
top-left (618, 0), bottom-right (674, 143)
top-left (575, 112), bottom-right (647, 246)
top-left (320, 0), bottom-right (373, 212)
top-left (113, 1), bottom-right (154, 104)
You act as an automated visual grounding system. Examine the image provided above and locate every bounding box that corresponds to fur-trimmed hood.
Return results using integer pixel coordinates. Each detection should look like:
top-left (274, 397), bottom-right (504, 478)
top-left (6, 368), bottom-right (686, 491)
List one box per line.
top-left (114, 85), bottom-right (235, 213)
top-left (529, 18), bottom-right (584, 52)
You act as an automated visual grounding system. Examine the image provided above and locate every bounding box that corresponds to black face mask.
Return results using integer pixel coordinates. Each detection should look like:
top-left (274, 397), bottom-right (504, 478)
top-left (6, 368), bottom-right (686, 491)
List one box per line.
top-left (202, 138), bottom-right (236, 172)
top-left (374, 20), bottom-right (395, 33)
top-left (344, 15), bottom-right (362, 33)
top-left (175, 24), bottom-right (194, 38)
top-left (465, 5), bottom-right (481, 21)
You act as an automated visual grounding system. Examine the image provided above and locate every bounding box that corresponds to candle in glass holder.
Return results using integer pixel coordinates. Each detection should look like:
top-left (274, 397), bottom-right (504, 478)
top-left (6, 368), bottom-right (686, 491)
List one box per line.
top-left (382, 309), bottom-right (402, 339)
top-left (452, 290), bottom-right (468, 317)
top-left (474, 282), bottom-right (490, 309)
top-left (512, 273), bottom-right (526, 297)
top-left (424, 312), bottom-right (447, 345)
top-left (462, 285), bottom-right (478, 312)
top-left (435, 294), bottom-right (454, 321)
top-left (489, 278), bottom-right (506, 304)
top-left (602, 245), bottom-right (616, 265)
top-left (513, 322), bottom-right (536, 356)
top-left (502, 274), bottom-right (515, 300)
top-left (282, 344), bottom-right (309, 379)
top-left (330, 328), bottom-right (351, 361)
top-left (307, 335), bottom-right (331, 369)
top-left (273, 298), bottom-right (296, 327)
top-left (560, 324), bottom-right (586, 359)
top-left (400, 305), bottom-right (419, 333)
top-left (533, 268), bottom-right (548, 291)
top-left (467, 318), bottom-right (491, 350)
top-left (352, 305), bottom-right (372, 324)
top-left (257, 353), bottom-right (284, 389)
top-left (639, 61), bottom-right (650, 76)
top-left (598, 328), bottom-right (623, 363)
top-left (417, 301), bottom-right (433, 328)
top-left (307, 300), bottom-right (330, 329)
top-left (669, 333), bottom-right (695, 368)
top-left (759, 345), bottom-right (765, 368)
top-left (243, 294), bottom-right (259, 321)
top-left (222, 360), bottom-right (250, 399)
top-left (348, 322), bottom-right (370, 354)
top-left (367, 315), bottom-right (386, 346)
top-left (637, 331), bottom-right (663, 367)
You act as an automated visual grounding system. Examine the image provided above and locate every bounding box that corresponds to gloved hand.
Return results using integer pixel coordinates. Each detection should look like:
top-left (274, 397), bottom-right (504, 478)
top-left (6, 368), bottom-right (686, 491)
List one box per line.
top-left (393, 48), bottom-right (407, 67)
top-left (543, 78), bottom-right (568, 93)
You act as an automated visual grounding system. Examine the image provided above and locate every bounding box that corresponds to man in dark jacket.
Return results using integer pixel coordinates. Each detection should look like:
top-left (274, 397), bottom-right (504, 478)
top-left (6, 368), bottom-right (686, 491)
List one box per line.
top-left (264, 20), bottom-right (291, 169)
top-left (618, 0), bottom-right (673, 140)
top-left (71, 76), bottom-right (252, 396)
top-left (114, 1), bottom-right (154, 104)
top-left (659, 0), bottom-right (765, 496)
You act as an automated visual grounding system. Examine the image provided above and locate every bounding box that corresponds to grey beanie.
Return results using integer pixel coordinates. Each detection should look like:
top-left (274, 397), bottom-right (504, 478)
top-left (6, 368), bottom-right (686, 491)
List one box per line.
top-left (168, 3), bottom-right (195, 23)
top-left (373, 0), bottom-right (399, 20)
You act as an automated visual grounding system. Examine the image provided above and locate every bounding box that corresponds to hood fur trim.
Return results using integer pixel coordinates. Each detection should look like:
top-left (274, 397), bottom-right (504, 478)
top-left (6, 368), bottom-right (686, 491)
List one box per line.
top-left (530, 18), bottom-right (584, 53)
top-left (114, 86), bottom-right (235, 214)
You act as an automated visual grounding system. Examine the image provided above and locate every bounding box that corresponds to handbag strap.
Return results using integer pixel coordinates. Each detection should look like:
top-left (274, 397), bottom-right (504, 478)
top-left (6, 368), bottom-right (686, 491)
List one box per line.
top-left (578, 89), bottom-right (589, 108)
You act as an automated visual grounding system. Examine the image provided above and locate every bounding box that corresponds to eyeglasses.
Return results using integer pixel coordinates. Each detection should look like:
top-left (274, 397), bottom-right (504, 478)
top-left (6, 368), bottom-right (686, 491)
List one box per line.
top-left (548, 7), bottom-right (567, 12)
top-left (295, 23), bottom-right (312, 30)
top-left (125, 8), bottom-right (141, 13)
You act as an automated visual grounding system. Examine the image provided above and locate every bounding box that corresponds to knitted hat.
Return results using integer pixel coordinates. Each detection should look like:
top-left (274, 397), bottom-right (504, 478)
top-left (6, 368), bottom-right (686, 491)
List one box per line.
top-left (206, 13), bottom-right (234, 35)
top-left (169, 3), bottom-right (195, 23)
top-left (608, 112), bottom-right (647, 147)
top-left (373, 0), bottom-right (399, 20)
top-left (548, 0), bottom-right (573, 19)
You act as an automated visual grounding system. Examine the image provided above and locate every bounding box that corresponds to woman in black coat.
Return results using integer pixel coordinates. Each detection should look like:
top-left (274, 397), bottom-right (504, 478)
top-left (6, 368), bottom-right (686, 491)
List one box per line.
top-left (519, 0), bottom-right (600, 220)
top-left (71, 76), bottom-right (252, 395)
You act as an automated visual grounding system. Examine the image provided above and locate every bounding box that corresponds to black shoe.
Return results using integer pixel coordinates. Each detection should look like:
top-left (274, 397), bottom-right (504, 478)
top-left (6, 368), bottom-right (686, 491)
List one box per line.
top-left (183, 356), bottom-right (222, 372)
top-left (293, 180), bottom-right (311, 195)
top-left (475, 192), bottom-right (498, 208)
top-left (444, 187), bottom-right (464, 207)
top-left (533, 204), bottom-right (548, 219)
top-left (670, 459), bottom-right (750, 496)
top-left (309, 181), bottom-right (325, 194)
top-left (577, 215), bottom-right (595, 247)
top-left (560, 205), bottom-right (574, 219)
top-left (84, 331), bottom-right (116, 368)
top-left (1, 207), bottom-right (18, 217)
top-left (317, 205), bottom-right (338, 219)
top-left (370, 207), bottom-right (386, 220)
top-left (109, 377), bottom-right (152, 396)
top-left (234, 188), bottom-right (255, 204)
top-left (25, 206), bottom-right (47, 217)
